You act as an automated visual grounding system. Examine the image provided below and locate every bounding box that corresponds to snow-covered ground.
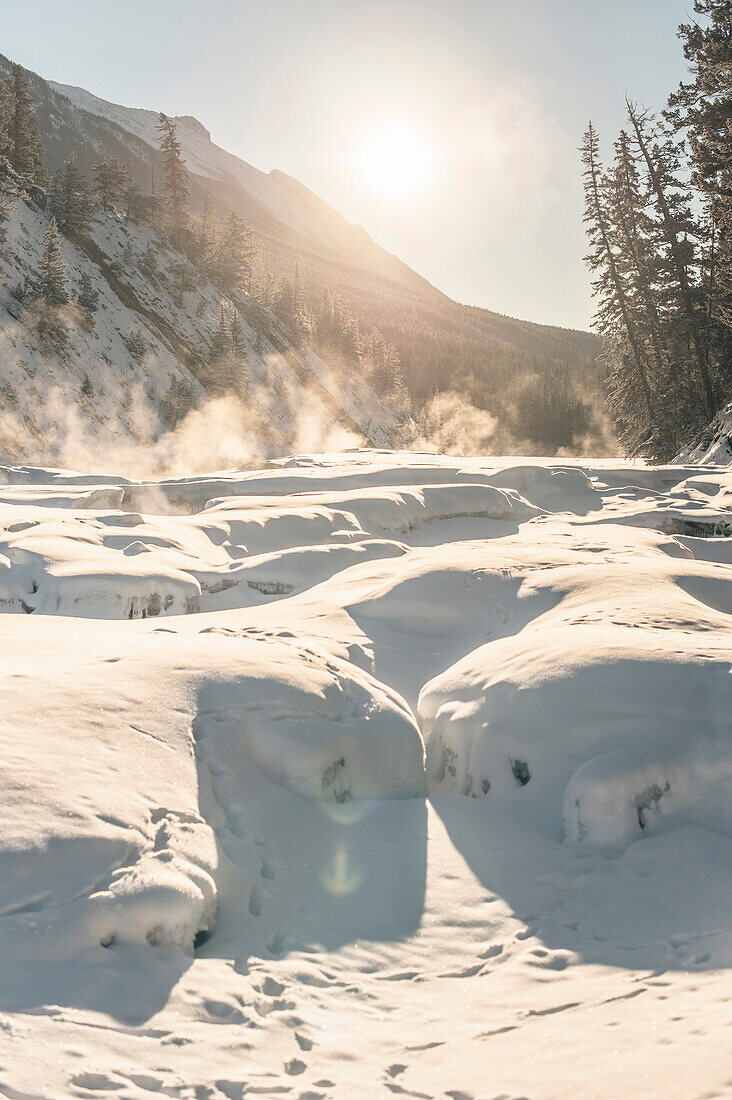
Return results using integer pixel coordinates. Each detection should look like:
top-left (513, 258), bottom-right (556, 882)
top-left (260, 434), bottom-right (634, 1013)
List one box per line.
top-left (0, 450), bottom-right (729, 1099)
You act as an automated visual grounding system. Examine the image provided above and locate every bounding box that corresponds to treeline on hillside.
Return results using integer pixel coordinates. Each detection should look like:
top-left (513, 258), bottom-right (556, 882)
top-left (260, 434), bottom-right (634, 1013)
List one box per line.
top-left (0, 64), bottom-right (411, 421)
top-left (255, 242), bottom-right (607, 453)
top-left (582, 0), bottom-right (732, 462)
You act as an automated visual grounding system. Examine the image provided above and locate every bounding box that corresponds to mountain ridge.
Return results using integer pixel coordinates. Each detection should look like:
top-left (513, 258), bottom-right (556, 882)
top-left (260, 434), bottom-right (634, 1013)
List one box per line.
top-left (0, 52), bottom-right (610, 456)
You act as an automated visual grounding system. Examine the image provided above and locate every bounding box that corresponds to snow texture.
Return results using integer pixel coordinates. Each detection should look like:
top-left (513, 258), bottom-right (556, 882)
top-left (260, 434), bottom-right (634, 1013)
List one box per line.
top-left (0, 450), bottom-right (729, 1098)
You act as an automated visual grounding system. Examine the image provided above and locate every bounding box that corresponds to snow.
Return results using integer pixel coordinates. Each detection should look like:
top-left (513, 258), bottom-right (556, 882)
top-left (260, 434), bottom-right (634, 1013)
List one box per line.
top-left (0, 177), bottom-right (408, 469)
top-left (676, 401), bottom-right (732, 465)
top-left (0, 450), bottom-right (729, 1098)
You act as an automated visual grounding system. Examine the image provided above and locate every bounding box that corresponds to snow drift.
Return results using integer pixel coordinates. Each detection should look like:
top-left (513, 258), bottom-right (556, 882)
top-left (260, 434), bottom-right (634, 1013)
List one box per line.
top-left (0, 450), bottom-right (729, 1099)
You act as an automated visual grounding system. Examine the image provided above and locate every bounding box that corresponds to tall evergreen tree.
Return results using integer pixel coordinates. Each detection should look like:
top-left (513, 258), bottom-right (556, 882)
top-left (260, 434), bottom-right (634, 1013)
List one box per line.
top-left (210, 302), bottom-right (232, 363)
top-left (626, 101), bottom-right (717, 420)
top-left (208, 302), bottom-right (247, 393)
top-left (50, 152), bottom-right (90, 237)
top-left (156, 113), bottom-right (190, 241)
top-left (91, 158), bottom-right (131, 210)
top-left (196, 189), bottom-right (217, 265)
top-left (77, 271), bottom-right (99, 314)
top-left (668, 0), bottom-right (732, 392)
top-left (123, 180), bottom-right (145, 222)
top-left (0, 64), bottom-right (46, 183)
top-left (37, 216), bottom-right (69, 305)
top-left (580, 123), bottom-right (658, 454)
top-left (213, 209), bottom-right (256, 291)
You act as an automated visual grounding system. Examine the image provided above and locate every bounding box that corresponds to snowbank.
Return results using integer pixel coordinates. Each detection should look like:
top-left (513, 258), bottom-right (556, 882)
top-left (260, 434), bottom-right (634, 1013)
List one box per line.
top-left (0, 451), bottom-right (729, 1098)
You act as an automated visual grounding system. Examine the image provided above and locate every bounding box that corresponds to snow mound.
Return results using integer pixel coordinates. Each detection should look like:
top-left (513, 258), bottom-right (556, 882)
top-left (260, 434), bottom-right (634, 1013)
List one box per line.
top-left (420, 627), bottom-right (731, 845)
top-left (87, 810), bottom-right (219, 950)
top-left (0, 451), bottom-right (730, 1097)
top-left (563, 742), bottom-right (732, 849)
top-left (194, 637), bottom-right (427, 802)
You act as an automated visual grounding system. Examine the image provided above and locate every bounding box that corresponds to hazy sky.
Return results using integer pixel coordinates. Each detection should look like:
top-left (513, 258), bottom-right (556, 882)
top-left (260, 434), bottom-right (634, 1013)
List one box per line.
top-left (4, 0), bottom-right (691, 330)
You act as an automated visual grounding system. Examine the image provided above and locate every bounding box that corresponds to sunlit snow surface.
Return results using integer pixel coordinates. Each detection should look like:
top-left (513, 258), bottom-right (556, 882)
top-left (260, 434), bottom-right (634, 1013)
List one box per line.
top-left (0, 450), bottom-right (730, 1099)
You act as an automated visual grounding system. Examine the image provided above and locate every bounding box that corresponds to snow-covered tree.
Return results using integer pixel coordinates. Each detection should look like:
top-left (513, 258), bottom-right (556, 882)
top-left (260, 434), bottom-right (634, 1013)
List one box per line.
top-left (0, 187), bottom-right (16, 248)
top-left (77, 271), bottom-right (99, 314)
top-left (37, 216), bottom-right (68, 305)
top-left (213, 209), bottom-right (257, 292)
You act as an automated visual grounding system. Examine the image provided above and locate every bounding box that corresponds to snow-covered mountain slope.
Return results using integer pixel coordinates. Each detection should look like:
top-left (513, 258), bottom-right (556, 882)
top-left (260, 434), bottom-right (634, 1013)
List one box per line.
top-left (0, 51), bottom-right (432, 291)
top-left (0, 169), bottom-right (408, 469)
top-left (0, 451), bottom-right (729, 1098)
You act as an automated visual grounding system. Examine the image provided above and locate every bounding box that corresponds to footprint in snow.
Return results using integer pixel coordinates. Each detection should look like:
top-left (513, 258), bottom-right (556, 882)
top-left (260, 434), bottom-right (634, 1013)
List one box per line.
top-left (70, 1072), bottom-right (125, 1092)
top-left (260, 976), bottom-right (286, 997)
top-left (248, 881), bottom-right (263, 917)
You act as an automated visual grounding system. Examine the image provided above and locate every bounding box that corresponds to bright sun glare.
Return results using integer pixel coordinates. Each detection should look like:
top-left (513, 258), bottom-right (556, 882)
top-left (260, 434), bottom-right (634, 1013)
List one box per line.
top-left (350, 120), bottom-right (435, 201)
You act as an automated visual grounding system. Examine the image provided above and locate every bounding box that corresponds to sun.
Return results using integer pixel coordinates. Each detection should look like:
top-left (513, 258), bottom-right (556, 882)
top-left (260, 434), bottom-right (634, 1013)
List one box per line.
top-left (349, 119), bottom-right (435, 201)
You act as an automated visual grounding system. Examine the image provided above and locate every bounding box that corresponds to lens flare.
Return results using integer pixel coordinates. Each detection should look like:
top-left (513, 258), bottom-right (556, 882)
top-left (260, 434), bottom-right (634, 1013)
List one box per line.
top-left (319, 843), bottom-right (365, 897)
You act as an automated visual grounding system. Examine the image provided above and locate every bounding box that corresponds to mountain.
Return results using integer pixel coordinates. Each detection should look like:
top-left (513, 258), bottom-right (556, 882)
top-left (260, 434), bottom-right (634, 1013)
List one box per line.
top-left (0, 157), bottom-right (407, 470)
top-left (0, 55), bottom-right (608, 451)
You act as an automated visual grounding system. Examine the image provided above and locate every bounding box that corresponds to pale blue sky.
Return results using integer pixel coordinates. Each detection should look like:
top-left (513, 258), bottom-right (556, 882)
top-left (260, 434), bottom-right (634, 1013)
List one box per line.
top-left (3, 0), bottom-right (691, 329)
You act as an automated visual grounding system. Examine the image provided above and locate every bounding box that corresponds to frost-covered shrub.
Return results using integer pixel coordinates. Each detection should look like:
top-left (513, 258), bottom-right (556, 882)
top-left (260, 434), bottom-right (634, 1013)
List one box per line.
top-left (0, 383), bottom-right (18, 409)
top-left (160, 375), bottom-right (198, 429)
top-left (125, 329), bottom-right (146, 361)
top-left (30, 297), bottom-right (69, 354)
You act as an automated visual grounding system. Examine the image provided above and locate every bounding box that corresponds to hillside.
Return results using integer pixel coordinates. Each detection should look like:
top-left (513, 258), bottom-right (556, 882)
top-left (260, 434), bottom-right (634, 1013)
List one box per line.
top-left (0, 161), bottom-right (408, 471)
top-left (0, 53), bottom-right (608, 457)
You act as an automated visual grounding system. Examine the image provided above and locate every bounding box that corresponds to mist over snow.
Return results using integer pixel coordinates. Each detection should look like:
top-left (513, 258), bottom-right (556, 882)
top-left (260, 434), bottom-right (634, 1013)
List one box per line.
top-left (0, 450), bottom-right (729, 1098)
top-left (0, 174), bottom-right (410, 476)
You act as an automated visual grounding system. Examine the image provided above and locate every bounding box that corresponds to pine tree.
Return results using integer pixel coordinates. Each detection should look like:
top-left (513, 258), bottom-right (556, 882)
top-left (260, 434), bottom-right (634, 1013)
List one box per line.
top-left (156, 113), bottom-right (190, 241)
top-left (605, 129), bottom-right (679, 449)
top-left (580, 123), bottom-right (658, 455)
top-left (626, 101), bottom-right (717, 420)
top-left (213, 209), bottom-right (256, 291)
top-left (50, 152), bottom-right (90, 236)
top-left (91, 158), bottom-right (131, 210)
top-left (229, 309), bottom-right (245, 357)
top-left (37, 216), bottom-right (68, 305)
top-left (196, 189), bottom-right (217, 265)
top-left (668, 0), bottom-right (732, 394)
top-left (77, 271), bottom-right (99, 314)
top-left (210, 302), bottom-right (231, 363)
top-left (0, 64), bottom-right (46, 183)
top-left (207, 302), bottom-right (248, 393)
top-left (123, 180), bottom-right (145, 222)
